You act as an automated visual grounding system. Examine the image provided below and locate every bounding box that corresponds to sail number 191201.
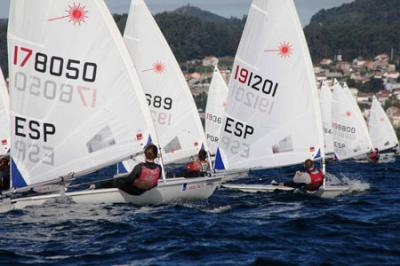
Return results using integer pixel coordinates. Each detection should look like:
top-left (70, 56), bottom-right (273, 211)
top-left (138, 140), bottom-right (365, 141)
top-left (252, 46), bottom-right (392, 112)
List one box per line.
top-left (233, 65), bottom-right (278, 97)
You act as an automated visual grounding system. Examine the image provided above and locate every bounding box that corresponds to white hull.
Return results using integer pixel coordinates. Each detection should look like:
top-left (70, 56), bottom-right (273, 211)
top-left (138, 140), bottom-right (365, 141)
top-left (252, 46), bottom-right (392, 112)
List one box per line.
top-left (2, 176), bottom-right (221, 212)
top-left (220, 169), bottom-right (250, 183)
top-left (222, 184), bottom-right (352, 199)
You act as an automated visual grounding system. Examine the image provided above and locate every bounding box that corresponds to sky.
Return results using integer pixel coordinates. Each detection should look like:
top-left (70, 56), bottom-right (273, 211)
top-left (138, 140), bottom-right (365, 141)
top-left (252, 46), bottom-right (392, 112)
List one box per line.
top-left (0, 0), bottom-right (354, 26)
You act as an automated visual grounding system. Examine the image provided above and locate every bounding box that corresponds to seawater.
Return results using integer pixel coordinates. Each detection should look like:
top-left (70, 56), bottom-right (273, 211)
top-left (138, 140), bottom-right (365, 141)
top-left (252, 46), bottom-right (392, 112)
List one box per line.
top-left (0, 159), bottom-right (399, 265)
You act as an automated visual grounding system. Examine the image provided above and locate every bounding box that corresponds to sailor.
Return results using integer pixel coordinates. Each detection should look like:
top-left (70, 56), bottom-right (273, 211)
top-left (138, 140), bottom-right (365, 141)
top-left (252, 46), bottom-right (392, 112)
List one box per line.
top-left (91, 144), bottom-right (162, 195)
top-left (184, 149), bottom-right (210, 178)
top-left (0, 156), bottom-right (10, 192)
top-left (368, 148), bottom-right (380, 163)
top-left (274, 159), bottom-right (324, 191)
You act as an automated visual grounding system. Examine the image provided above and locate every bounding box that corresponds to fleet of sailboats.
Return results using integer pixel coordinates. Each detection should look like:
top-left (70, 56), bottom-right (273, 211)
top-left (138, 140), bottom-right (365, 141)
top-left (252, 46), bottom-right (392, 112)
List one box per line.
top-left (1, 0), bottom-right (220, 211)
top-left (331, 80), bottom-right (373, 160)
top-left (0, 0), bottom-right (397, 210)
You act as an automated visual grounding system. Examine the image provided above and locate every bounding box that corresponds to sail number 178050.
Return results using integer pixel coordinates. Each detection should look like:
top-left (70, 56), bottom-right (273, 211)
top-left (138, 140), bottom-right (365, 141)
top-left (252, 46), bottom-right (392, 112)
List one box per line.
top-left (13, 46), bottom-right (97, 83)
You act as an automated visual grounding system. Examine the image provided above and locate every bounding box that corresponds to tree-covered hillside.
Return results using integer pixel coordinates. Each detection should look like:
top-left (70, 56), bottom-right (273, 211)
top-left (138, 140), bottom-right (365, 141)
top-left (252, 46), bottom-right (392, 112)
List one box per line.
top-left (304, 0), bottom-right (400, 61)
top-left (2, 1), bottom-right (400, 77)
top-left (114, 6), bottom-right (245, 62)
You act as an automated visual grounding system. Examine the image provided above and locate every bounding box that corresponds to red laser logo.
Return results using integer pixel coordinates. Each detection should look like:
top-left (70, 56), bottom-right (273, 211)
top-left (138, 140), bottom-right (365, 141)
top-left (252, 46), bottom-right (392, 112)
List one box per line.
top-left (265, 42), bottom-right (293, 58)
top-left (346, 111), bottom-right (352, 117)
top-left (48, 3), bottom-right (88, 25)
top-left (142, 61), bottom-right (166, 75)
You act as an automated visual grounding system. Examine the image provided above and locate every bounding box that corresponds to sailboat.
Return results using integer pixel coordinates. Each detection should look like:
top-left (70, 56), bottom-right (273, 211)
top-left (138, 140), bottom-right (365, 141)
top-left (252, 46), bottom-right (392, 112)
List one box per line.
top-left (215, 0), bottom-right (349, 198)
top-left (331, 80), bottom-right (373, 160)
top-left (319, 81), bottom-right (334, 158)
top-left (368, 96), bottom-right (399, 152)
top-left (2, 0), bottom-right (220, 211)
top-left (367, 96), bottom-right (399, 162)
top-left (123, 0), bottom-right (209, 169)
top-left (205, 67), bottom-right (229, 156)
top-left (204, 66), bottom-right (249, 182)
top-left (0, 66), bottom-right (10, 156)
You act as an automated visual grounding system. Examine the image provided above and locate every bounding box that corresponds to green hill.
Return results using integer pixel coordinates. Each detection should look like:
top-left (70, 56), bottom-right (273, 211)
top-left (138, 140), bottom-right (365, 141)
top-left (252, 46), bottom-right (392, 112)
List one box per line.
top-left (304, 0), bottom-right (400, 61)
top-left (173, 5), bottom-right (228, 24)
top-left (2, 2), bottom-right (400, 77)
top-left (113, 6), bottom-right (245, 63)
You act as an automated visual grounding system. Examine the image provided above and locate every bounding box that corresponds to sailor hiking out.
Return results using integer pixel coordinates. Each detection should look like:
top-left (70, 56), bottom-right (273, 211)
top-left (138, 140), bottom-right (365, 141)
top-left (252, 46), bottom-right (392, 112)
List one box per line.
top-left (274, 159), bottom-right (324, 191)
top-left (91, 145), bottom-right (162, 195)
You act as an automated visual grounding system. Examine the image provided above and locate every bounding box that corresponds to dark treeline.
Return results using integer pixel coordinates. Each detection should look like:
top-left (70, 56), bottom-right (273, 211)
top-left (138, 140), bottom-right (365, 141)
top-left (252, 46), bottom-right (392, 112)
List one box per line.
top-left (304, 0), bottom-right (400, 62)
top-left (1, 1), bottom-right (400, 77)
top-left (114, 6), bottom-right (246, 62)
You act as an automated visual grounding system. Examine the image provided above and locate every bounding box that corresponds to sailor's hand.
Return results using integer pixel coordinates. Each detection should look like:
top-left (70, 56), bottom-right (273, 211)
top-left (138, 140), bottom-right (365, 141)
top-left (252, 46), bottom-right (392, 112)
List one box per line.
top-left (89, 184), bottom-right (96, 190)
top-left (295, 171), bottom-right (302, 176)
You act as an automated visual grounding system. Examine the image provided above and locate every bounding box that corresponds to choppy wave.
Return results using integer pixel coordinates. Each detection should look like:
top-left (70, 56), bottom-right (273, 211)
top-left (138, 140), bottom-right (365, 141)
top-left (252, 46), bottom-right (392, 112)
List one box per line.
top-left (0, 159), bottom-right (399, 265)
top-left (326, 172), bottom-right (371, 193)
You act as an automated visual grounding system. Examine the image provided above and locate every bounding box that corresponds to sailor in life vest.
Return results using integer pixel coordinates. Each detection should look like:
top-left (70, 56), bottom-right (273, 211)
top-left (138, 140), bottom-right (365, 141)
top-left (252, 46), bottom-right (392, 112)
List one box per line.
top-left (90, 144), bottom-right (162, 195)
top-left (0, 156), bottom-right (10, 192)
top-left (184, 149), bottom-right (210, 178)
top-left (275, 159), bottom-right (324, 191)
top-left (368, 148), bottom-right (380, 163)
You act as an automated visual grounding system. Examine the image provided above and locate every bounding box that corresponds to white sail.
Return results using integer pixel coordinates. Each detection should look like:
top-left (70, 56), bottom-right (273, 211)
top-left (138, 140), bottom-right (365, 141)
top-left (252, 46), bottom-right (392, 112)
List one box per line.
top-left (319, 81), bottom-right (334, 154)
top-left (331, 80), bottom-right (372, 160)
top-left (215, 0), bottom-right (324, 171)
top-left (0, 66), bottom-right (10, 156)
top-left (8, 0), bottom-right (157, 188)
top-left (123, 0), bottom-right (207, 165)
top-left (368, 96), bottom-right (399, 151)
top-left (205, 67), bottom-right (229, 155)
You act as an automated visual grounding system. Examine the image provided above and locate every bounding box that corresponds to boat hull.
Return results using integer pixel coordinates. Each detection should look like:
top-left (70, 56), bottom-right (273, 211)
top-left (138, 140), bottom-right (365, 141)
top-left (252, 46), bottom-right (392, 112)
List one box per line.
top-left (4, 176), bottom-right (221, 211)
top-left (220, 169), bottom-right (249, 183)
top-left (222, 184), bottom-right (351, 199)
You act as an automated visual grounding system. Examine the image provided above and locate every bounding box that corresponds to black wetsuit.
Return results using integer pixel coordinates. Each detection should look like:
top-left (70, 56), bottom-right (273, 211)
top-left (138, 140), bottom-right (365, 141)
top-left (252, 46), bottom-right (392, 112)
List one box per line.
top-left (100, 162), bottom-right (162, 196)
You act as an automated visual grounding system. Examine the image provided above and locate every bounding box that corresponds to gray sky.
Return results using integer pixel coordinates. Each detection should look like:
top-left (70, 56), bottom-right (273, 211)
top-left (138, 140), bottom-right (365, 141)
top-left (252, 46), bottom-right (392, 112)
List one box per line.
top-left (0, 0), bottom-right (353, 25)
